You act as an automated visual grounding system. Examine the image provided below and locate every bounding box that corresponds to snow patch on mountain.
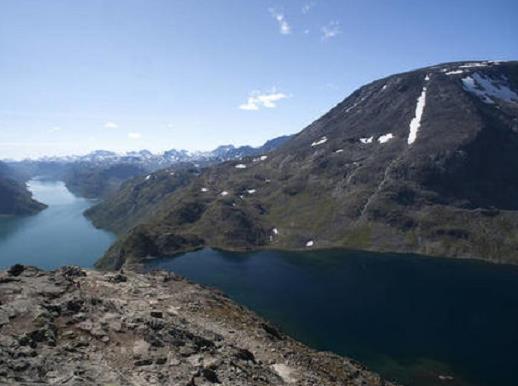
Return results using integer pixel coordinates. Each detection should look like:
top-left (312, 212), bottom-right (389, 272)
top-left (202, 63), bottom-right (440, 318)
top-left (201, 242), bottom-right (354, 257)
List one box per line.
top-left (253, 155), bottom-right (268, 162)
top-left (459, 62), bottom-right (490, 69)
top-left (311, 137), bottom-right (328, 147)
top-left (446, 70), bottom-right (464, 75)
top-left (462, 73), bottom-right (518, 104)
top-left (378, 133), bottom-right (394, 143)
top-left (408, 80), bottom-right (428, 145)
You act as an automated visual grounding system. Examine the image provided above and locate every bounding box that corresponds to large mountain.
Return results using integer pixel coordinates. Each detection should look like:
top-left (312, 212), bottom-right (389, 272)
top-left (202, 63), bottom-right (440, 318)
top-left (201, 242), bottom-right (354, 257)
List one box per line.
top-left (0, 162), bottom-right (46, 215)
top-left (89, 61), bottom-right (518, 269)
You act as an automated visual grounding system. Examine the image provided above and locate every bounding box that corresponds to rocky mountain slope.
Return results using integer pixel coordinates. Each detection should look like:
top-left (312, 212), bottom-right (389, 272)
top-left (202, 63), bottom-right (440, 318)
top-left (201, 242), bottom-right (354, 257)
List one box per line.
top-left (0, 162), bottom-right (46, 216)
top-left (64, 163), bottom-right (149, 199)
top-left (85, 166), bottom-right (202, 235)
top-left (89, 60), bottom-right (518, 269)
top-left (0, 265), bottom-right (391, 385)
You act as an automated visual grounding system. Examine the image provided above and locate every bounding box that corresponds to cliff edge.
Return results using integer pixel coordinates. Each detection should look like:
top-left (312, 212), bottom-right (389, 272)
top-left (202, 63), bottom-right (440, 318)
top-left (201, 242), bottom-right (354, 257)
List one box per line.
top-left (0, 265), bottom-right (392, 385)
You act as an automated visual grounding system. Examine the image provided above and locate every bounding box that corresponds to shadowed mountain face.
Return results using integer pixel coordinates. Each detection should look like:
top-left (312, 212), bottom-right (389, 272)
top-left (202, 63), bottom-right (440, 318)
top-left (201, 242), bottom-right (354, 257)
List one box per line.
top-left (0, 162), bottom-right (46, 216)
top-left (88, 61), bottom-right (518, 269)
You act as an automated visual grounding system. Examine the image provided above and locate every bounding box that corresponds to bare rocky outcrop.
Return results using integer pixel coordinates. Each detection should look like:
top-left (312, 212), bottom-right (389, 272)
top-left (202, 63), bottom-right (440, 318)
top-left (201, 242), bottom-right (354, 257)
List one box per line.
top-left (0, 265), bottom-right (393, 385)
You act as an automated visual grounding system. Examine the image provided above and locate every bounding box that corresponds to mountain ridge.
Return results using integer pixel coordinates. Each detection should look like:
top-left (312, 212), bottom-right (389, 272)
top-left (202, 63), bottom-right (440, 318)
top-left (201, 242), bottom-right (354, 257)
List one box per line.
top-left (5, 135), bottom-right (293, 168)
top-left (6, 136), bottom-right (293, 199)
top-left (86, 60), bottom-right (518, 269)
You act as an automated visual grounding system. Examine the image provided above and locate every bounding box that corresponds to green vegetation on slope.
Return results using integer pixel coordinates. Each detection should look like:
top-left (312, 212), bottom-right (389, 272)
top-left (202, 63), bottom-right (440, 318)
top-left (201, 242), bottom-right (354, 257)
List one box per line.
top-left (89, 61), bottom-right (518, 269)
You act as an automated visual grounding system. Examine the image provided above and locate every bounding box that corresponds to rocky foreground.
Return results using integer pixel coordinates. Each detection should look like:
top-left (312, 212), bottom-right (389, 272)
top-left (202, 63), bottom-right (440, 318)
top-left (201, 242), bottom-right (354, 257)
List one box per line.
top-left (0, 265), bottom-right (393, 385)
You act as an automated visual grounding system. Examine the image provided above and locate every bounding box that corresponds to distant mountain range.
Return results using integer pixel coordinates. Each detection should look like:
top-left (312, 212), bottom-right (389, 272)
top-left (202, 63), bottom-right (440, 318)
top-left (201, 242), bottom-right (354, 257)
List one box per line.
top-left (86, 60), bottom-right (518, 269)
top-left (8, 135), bottom-right (293, 170)
top-left (6, 135), bottom-right (292, 198)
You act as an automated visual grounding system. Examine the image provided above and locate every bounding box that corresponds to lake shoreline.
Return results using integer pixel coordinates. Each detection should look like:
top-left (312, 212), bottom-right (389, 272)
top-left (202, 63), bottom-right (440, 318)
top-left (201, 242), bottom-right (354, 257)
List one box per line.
top-left (145, 247), bottom-right (518, 386)
top-left (3, 180), bottom-right (518, 386)
top-left (0, 179), bottom-right (115, 271)
top-left (0, 265), bottom-right (394, 386)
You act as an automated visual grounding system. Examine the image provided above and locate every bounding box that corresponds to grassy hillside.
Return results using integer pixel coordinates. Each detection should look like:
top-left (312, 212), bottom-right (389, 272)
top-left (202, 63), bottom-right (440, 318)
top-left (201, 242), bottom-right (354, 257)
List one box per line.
top-left (89, 61), bottom-right (518, 269)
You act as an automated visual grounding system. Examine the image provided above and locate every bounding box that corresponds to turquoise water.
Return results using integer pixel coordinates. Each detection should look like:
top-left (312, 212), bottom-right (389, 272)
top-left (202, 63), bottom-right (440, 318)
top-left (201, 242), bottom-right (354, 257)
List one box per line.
top-left (0, 179), bottom-right (115, 270)
top-left (147, 248), bottom-right (518, 386)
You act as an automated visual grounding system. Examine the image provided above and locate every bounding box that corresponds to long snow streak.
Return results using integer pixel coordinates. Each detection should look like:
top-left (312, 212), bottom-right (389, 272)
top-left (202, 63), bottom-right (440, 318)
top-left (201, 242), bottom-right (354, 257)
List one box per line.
top-left (408, 84), bottom-right (428, 145)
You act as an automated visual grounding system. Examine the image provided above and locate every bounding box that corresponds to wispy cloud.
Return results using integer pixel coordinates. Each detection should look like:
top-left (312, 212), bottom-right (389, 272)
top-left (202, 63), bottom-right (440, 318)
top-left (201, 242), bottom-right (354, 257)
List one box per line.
top-left (321, 21), bottom-right (341, 40)
top-left (128, 132), bottom-right (142, 139)
top-left (239, 89), bottom-right (289, 111)
top-left (104, 121), bottom-right (119, 129)
top-left (269, 8), bottom-right (291, 35)
top-left (302, 2), bottom-right (315, 14)
top-left (48, 126), bottom-right (62, 133)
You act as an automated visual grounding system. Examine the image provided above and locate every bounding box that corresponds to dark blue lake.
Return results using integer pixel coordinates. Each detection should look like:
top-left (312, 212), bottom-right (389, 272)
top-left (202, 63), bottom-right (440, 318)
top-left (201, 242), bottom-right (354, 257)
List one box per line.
top-left (0, 179), bottom-right (115, 270)
top-left (1, 180), bottom-right (517, 386)
top-left (147, 248), bottom-right (518, 386)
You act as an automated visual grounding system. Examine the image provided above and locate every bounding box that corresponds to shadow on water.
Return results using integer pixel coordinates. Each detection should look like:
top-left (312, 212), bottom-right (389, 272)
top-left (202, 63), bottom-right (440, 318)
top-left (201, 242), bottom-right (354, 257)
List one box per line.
top-left (0, 215), bottom-right (33, 242)
top-left (147, 248), bottom-right (518, 386)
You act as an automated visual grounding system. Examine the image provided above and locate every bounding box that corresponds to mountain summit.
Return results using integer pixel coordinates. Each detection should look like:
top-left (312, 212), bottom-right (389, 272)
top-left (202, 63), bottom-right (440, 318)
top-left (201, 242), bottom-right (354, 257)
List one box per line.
top-left (90, 61), bottom-right (518, 269)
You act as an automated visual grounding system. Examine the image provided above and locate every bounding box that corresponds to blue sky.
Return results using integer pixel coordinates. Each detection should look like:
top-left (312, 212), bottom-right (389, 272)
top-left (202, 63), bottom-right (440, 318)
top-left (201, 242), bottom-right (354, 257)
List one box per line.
top-left (1, 0), bottom-right (517, 159)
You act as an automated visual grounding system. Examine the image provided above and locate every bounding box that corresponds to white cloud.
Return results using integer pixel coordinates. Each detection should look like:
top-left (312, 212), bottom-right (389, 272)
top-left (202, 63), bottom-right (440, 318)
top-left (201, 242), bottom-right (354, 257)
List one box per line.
top-left (239, 100), bottom-right (259, 111)
top-left (128, 132), bottom-right (142, 139)
top-left (321, 21), bottom-right (341, 40)
top-left (48, 126), bottom-right (62, 133)
top-left (302, 2), bottom-right (315, 14)
top-left (239, 89), bottom-right (289, 111)
top-left (104, 121), bottom-right (119, 129)
top-left (269, 8), bottom-right (291, 35)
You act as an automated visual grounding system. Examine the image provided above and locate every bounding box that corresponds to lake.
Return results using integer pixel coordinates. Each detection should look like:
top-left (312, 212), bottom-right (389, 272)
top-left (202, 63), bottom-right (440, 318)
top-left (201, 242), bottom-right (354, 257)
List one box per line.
top-left (1, 180), bottom-right (518, 386)
top-left (147, 248), bottom-right (518, 386)
top-left (0, 179), bottom-right (115, 269)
